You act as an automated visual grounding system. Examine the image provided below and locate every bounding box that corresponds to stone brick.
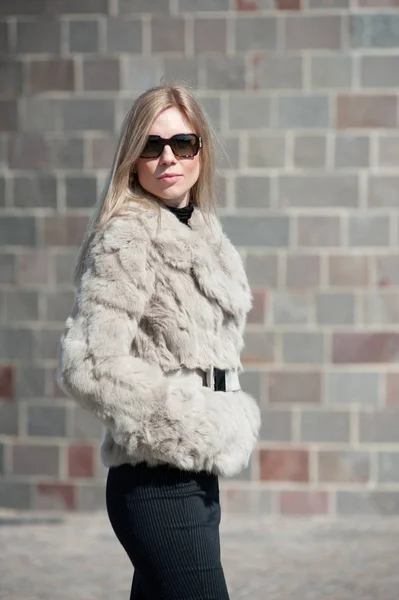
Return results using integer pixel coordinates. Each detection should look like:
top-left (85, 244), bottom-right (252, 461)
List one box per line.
top-left (13, 174), bottom-right (57, 209)
top-left (269, 371), bottom-right (321, 404)
top-left (285, 15), bottom-right (341, 50)
top-left (253, 55), bottom-right (302, 90)
top-left (16, 250), bottom-right (50, 285)
top-left (8, 133), bottom-right (49, 169)
top-left (123, 57), bottom-right (162, 91)
top-left (0, 482), bottom-right (32, 510)
top-left (272, 291), bottom-right (311, 325)
top-left (59, 99), bottom-right (115, 131)
top-left (90, 136), bottom-right (116, 169)
top-left (205, 56), bottom-right (246, 90)
top-left (0, 403), bottom-right (18, 435)
top-left (0, 254), bottom-right (15, 284)
top-left (106, 18), bottom-right (142, 53)
top-left (0, 23), bottom-right (7, 54)
top-left (298, 216), bottom-right (341, 247)
top-left (277, 0), bottom-right (301, 7)
top-left (0, 60), bottom-right (23, 96)
top-left (349, 214), bottom-right (390, 247)
top-left (47, 137), bottom-right (84, 169)
top-left (333, 333), bottom-right (399, 364)
top-left (0, 0), bottom-right (43, 14)
top-left (358, 0), bottom-right (399, 4)
top-left (0, 366), bottom-right (14, 399)
top-left (239, 371), bottom-right (262, 402)
top-left (300, 409), bottom-right (350, 443)
top-left (308, 0), bottom-right (349, 8)
top-left (15, 20), bottom-right (61, 54)
top-left (0, 216), bottom-right (36, 246)
top-left (16, 366), bottom-right (46, 399)
top-left (0, 328), bottom-right (34, 360)
top-left (278, 175), bottom-right (358, 208)
top-left (337, 95), bottom-right (398, 128)
top-left (21, 97), bottom-right (58, 132)
top-left (178, 0), bottom-right (229, 10)
top-left (43, 215), bottom-right (89, 247)
top-left (119, 0), bottom-right (169, 12)
top-left (220, 215), bottom-right (289, 247)
top-left (65, 176), bottom-right (97, 209)
top-left (193, 18), bottom-right (227, 53)
top-left (293, 135), bottom-right (326, 168)
top-left (235, 176), bottom-right (270, 208)
top-left (0, 444), bottom-right (3, 475)
top-left (311, 55), bottom-right (352, 89)
top-left (228, 96), bottom-right (271, 129)
top-left (0, 101), bottom-right (17, 131)
top-left (318, 451), bottom-right (370, 483)
top-left (361, 55), bottom-right (399, 88)
top-left (335, 135), bottom-right (369, 168)
top-left (69, 19), bottom-right (99, 53)
top-left (247, 135), bottom-right (285, 168)
top-left (241, 331), bottom-right (275, 364)
top-left (337, 491), bottom-right (399, 516)
top-left (386, 373), bottom-right (399, 405)
top-left (36, 483), bottom-right (75, 511)
top-left (42, 0), bottom-right (107, 14)
top-left (72, 406), bottom-right (104, 440)
top-left (33, 328), bottom-right (63, 361)
top-left (76, 484), bottom-right (106, 511)
top-left (278, 95), bottom-right (330, 129)
top-left (199, 96), bottom-right (221, 131)
top-left (5, 291), bottom-right (39, 321)
top-left (27, 406), bottom-right (67, 437)
top-left (29, 59), bottom-right (74, 92)
top-left (368, 176), bottom-right (399, 208)
top-left (247, 289), bottom-right (266, 324)
top-left (279, 491), bottom-right (329, 516)
top-left (12, 444), bottom-right (59, 476)
top-left (246, 253), bottom-right (278, 287)
top-left (360, 410), bottom-right (399, 443)
top-left (327, 371), bottom-right (380, 406)
top-left (68, 445), bottom-right (95, 478)
top-left (283, 332), bottom-right (325, 365)
top-left (378, 135), bottom-right (399, 167)
top-left (350, 14), bottom-right (399, 48)
top-left (235, 17), bottom-right (277, 52)
top-left (316, 293), bottom-right (355, 325)
top-left (151, 17), bottom-right (185, 53)
top-left (52, 251), bottom-right (77, 285)
top-left (222, 487), bottom-right (272, 515)
top-left (45, 290), bottom-right (75, 322)
top-left (328, 255), bottom-right (369, 287)
top-left (0, 176), bottom-right (5, 207)
top-left (260, 408), bottom-right (292, 442)
top-left (376, 256), bottom-right (399, 287)
top-left (260, 448), bottom-right (309, 482)
top-left (163, 58), bottom-right (199, 89)
top-left (286, 254), bottom-right (320, 289)
top-left (378, 452), bottom-right (399, 483)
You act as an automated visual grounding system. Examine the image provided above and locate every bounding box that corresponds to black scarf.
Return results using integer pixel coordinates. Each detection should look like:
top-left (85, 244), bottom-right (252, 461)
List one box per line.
top-left (165, 202), bottom-right (194, 227)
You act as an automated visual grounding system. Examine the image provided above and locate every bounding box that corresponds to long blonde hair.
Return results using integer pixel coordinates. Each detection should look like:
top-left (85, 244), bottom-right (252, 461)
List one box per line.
top-left (74, 84), bottom-right (218, 283)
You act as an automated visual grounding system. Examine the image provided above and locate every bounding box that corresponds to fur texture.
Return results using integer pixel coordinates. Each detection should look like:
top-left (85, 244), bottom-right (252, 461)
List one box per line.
top-left (58, 205), bottom-right (261, 477)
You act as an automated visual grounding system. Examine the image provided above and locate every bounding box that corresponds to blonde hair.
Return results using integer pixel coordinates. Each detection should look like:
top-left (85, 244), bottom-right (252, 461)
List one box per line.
top-left (74, 84), bottom-right (218, 283)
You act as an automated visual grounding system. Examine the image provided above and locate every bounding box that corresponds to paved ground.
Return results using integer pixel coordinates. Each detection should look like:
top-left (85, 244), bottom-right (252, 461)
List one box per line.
top-left (1, 511), bottom-right (399, 600)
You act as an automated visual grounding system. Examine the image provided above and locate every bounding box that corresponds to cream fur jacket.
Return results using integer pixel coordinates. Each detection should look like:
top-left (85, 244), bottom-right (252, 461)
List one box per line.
top-left (57, 204), bottom-right (261, 477)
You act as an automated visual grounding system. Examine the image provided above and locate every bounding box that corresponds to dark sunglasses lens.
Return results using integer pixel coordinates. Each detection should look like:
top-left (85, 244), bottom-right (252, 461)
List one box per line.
top-left (141, 137), bottom-right (163, 158)
top-left (171, 135), bottom-right (199, 157)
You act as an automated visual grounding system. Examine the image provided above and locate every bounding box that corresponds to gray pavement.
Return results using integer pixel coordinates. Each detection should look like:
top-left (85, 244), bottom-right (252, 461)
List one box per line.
top-left (1, 511), bottom-right (399, 599)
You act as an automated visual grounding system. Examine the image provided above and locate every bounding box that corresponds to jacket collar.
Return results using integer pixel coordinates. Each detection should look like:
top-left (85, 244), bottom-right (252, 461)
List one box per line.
top-left (136, 205), bottom-right (252, 320)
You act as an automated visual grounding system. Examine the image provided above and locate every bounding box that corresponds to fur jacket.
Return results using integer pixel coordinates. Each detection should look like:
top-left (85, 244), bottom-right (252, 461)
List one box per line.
top-left (57, 203), bottom-right (261, 477)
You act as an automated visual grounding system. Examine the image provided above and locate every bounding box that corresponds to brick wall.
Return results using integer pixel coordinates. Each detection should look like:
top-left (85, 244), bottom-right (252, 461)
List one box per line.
top-left (1, 0), bottom-right (399, 515)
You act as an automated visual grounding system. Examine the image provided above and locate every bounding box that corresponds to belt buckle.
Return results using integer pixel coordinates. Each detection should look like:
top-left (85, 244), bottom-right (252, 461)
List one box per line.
top-left (205, 366), bottom-right (214, 390)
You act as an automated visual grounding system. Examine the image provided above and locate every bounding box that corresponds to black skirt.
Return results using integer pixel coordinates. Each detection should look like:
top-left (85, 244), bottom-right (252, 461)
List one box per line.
top-left (106, 462), bottom-right (230, 600)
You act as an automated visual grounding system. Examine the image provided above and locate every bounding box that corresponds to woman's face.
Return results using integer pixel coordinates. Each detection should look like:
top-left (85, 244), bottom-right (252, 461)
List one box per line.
top-left (136, 107), bottom-right (201, 209)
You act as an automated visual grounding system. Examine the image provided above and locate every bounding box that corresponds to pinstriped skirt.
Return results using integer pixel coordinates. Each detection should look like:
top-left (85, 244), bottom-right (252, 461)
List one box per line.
top-left (106, 462), bottom-right (230, 600)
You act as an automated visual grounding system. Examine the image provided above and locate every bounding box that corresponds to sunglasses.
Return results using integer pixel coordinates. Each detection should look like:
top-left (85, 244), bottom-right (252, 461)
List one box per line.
top-left (140, 134), bottom-right (202, 159)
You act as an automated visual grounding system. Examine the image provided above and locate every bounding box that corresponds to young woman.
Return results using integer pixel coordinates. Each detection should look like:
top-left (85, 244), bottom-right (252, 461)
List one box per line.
top-left (57, 84), bottom-right (260, 600)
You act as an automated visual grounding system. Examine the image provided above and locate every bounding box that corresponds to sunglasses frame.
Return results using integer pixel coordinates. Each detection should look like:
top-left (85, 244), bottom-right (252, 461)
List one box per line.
top-left (140, 133), bottom-right (202, 159)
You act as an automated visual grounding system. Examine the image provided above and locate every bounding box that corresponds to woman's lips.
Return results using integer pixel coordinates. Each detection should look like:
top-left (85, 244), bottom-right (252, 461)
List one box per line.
top-left (158, 174), bottom-right (182, 184)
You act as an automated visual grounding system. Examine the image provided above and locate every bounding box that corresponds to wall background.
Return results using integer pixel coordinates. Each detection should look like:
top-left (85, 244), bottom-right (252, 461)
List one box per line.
top-left (1, 0), bottom-right (399, 515)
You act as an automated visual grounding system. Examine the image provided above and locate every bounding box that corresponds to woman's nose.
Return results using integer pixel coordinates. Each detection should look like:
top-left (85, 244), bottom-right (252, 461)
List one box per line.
top-left (160, 144), bottom-right (177, 164)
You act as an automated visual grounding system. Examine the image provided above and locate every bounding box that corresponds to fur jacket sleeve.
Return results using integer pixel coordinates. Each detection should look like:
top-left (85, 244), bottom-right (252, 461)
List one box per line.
top-left (58, 205), bottom-right (261, 477)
